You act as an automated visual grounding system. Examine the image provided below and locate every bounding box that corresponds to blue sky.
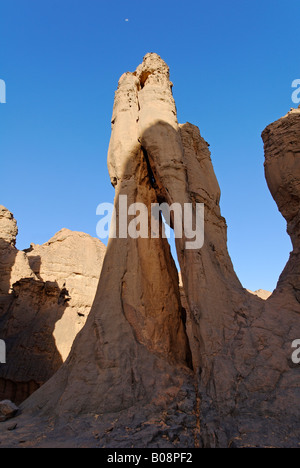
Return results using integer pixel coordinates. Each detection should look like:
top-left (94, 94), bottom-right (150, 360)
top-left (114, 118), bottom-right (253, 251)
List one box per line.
top-left (0, 0), bottom-right (298, 292)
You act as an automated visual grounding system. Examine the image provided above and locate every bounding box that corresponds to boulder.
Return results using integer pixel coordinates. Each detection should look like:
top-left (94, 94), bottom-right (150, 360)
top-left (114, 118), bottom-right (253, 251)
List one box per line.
top-left (0, 400), bottom-right (19, 422)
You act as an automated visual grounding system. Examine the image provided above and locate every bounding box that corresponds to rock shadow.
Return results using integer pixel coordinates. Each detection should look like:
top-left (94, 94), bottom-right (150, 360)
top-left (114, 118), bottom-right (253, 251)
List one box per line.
top-left (0, 246), bottom-right (67, 404)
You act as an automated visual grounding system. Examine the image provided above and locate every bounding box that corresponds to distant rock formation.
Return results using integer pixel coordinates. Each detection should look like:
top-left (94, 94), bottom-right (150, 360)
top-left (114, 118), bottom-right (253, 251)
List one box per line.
top-left (0, 55), bottom-right (299, 448)
top-left (0, 208), bottom-right (106, 404)
top-left (247, 289), bottom-right (272, 300)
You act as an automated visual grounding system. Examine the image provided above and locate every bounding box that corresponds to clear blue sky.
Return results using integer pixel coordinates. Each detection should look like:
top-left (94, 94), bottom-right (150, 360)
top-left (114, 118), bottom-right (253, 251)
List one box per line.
top-left (0, 0), bottom-right (298, 292)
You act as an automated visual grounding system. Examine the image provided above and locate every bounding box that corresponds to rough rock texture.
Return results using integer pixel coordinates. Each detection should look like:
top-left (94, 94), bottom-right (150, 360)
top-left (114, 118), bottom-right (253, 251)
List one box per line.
top-left (0, 55), bottom-right (299, 448)
top-left (0, 212), bottom-right (106, 404)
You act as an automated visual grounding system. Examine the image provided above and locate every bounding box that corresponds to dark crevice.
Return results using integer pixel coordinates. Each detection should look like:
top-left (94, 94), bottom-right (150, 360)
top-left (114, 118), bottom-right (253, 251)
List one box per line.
top-left (181, 307), bottom-right (187, 326)
top-left (141, 146), bottom-right (157, 188)
top-left (160, 219), bottom-right (193, 370)
top-left (141, 146), bottom-right (169, 207)
top-left (139, 71), bottom-right (151, 89)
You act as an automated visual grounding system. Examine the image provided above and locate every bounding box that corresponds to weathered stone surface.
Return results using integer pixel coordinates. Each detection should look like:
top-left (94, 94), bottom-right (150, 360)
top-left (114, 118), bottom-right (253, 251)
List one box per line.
top-left (0, 212), bottom-right (106, 404)
top-left (0, 54), bottom-right (299, 448)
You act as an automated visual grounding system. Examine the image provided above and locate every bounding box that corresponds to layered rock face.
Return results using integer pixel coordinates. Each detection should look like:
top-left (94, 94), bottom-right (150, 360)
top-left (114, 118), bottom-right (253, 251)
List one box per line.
top-left (0, 210), bottom-right (106, 404)
top-left (0, 55), bottom-right (299, 448)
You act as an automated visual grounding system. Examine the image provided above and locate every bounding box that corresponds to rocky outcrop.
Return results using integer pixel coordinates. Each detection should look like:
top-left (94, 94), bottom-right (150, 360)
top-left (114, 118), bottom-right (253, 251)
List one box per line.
top-left (0, 206), bottom-right (18, 247)
top-left (0, 207), bottom-right (35, 317)
top-left (0, 55), bottom-right (299, 448)
top-left (26, 229), bottom-right (106, 361)
top-left (0, 400), bottom-right (19, 422)
top-left (0, 210), bottom-right (106, 404)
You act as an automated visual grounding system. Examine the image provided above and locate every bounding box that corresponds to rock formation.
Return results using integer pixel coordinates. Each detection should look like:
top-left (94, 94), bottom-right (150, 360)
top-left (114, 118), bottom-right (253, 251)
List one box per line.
top-left (26, 229), bottom-right (106, 361)
top-left (0, 55), bottom-right (299, 448)
top-left (0, 206), bottom-right (35, 314)
top-left (0, 209), bottom-right (106, 404)
top-left (247, 289), bottom-right (272, 300)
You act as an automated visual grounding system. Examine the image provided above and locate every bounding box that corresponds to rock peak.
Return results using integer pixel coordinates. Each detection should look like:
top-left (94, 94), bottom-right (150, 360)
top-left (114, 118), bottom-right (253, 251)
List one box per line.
top-left (0, 206), bottom-right (18, 247)
top-left (135, 53), bottom-right (171, 88)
